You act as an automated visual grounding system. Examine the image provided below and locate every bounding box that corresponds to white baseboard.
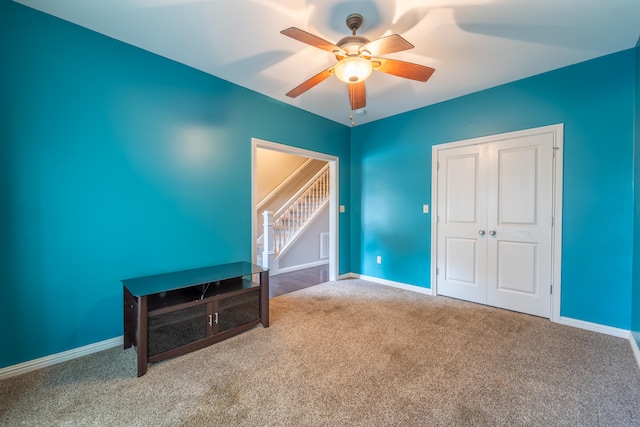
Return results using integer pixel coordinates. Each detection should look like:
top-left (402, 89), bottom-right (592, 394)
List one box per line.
top-left (0, 336), bottom-right (123, 380)
top-left (631, 333), bottom-right (640, 371)
top-left (558, 316), bottom-right (630, 339)
top-left (559, 318), bottom-right (640, 370)
top-left (270, 260), bottom-right (329, 276)
top-left (348, 273), bottom-right (434, 296)
top-left (344, 277), bottom-right (640, 369)
top-left (4, 307), bottom-right (637, 380)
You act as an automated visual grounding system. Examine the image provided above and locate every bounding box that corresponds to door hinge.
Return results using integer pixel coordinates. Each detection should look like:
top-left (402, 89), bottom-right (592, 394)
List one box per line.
top-left (436, 268), bottom-right (439, 275)
top-left (551, 216), bottom-right (555, 227)
top-left (437, 162), bottom-right (440, 171)
top-left (550, 284), bottom-right (553, 294)
top-left (553, 146), bottom-right (559, 158)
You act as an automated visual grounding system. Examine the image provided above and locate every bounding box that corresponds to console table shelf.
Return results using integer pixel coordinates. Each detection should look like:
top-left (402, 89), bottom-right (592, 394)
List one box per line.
top-left (123, 262), bottom-right (268, 377)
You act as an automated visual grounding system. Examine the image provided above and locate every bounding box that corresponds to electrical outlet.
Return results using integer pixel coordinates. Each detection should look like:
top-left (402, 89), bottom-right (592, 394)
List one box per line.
top-left (423, 204), bottom-right (429, 214)
top-left (376, 256), bottom-right (382, 264)
top-left (339, 205), bottom-right (346, 213)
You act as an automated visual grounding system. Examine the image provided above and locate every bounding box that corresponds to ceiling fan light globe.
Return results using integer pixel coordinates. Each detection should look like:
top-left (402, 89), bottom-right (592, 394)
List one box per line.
top-left (334, 57), bottom-right (373, 84)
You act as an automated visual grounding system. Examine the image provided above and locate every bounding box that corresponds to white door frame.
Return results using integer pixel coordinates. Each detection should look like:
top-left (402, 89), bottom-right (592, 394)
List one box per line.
top-left (430, 124), bottom-right (564, 322)
top-left (251, 138), bottom-right (339, 282)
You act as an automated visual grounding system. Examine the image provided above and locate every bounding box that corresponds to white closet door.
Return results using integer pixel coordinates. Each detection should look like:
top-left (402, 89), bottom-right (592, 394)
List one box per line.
top-left (436, 132), bottom-right (554, 318)
top-left (486, 133), bottom-right (554, 317)
top-left (436, 144), bottom-right (488, 304)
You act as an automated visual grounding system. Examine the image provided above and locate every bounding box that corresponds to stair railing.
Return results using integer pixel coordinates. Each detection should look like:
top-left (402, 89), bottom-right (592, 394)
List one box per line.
top-left (271, 164), bottom-right (330, 257)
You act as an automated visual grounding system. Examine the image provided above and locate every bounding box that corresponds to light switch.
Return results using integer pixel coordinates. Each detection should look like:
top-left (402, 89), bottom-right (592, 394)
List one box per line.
top-left (423, 204), bottom-right (429, 214)
top-left (340, 205), bottom-right (346, 213)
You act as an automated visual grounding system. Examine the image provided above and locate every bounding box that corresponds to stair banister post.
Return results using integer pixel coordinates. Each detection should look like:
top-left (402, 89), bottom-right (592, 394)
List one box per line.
top-left (262, 211), bottom-right (275, 270)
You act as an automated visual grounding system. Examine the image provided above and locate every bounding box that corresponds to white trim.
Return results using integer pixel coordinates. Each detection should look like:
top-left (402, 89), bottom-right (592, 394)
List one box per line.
top-left (271, 259), bottom-right (329, 276)
top-left (350, 273), bottom-right (434, 296)
top-left (343, 273), bottom-right (633, 345)
top-left (550, 124), bottom-right (564, 322)
top-left (251, 138), bottom-right (339, 282)
top-left (431, 124), bottom-right (564, 322)
top-left (0, 336), bottom-right (123, 380)
top-left (430, 152), bottom-right (438, 301)
top-left (340, 273), bottom-right (640, 372)
top-left (631, 334), bottom-right (640, 370)
top-left (5, 315), bottom-right (635, 381)
top-left (558, 316), bottom-right (630, 339)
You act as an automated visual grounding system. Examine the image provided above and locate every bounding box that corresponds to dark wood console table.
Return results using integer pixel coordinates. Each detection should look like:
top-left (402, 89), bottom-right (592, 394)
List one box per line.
top-left (123, 262), bottom-right (269, 377)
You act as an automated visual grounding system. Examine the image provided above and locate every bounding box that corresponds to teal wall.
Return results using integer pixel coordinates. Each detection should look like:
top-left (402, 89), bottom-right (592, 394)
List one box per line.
top-left (2, 0), bottom-right (638, 369)
top-left (351, 49), bottom-right (635, 330)
top-left (0, 2), bottom-right (350, 368)
top-left (633, 40), bottom-right (640, 347)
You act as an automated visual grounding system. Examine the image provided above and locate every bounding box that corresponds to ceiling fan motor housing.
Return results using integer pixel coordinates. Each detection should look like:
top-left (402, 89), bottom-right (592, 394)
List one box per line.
top-left (334, 15), bottom-right (372, 84)
top-left (336, 35), bottom-right (370, 57)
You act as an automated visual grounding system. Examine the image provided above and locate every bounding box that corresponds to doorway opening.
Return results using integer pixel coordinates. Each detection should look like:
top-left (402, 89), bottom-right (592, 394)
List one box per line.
top-left (251, 138), bottom-right (339, 282)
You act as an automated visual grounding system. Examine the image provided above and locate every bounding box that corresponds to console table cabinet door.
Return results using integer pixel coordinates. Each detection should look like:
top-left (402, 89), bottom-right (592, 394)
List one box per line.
top-left (148, 303), bottom-right (208, 357)
top-left (218, 288), bottom-right (260, 332)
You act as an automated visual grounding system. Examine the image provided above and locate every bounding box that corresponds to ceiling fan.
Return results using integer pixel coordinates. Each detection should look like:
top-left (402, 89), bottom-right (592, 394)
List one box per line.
top-left (281, 13), bottom-right (435, 113)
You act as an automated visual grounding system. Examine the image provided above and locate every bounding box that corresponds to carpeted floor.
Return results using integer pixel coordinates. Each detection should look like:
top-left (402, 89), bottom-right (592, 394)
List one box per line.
top-left (1, 279), bottom-right (639, 426)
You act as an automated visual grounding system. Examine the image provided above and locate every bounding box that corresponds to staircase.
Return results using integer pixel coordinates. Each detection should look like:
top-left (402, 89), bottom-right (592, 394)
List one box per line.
top-left (260, 163), bottom-right (330, 271)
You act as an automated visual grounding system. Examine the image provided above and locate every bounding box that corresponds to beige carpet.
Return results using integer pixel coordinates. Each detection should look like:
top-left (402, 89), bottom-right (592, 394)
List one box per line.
top-left (1, 279), bottom-right (639, 426)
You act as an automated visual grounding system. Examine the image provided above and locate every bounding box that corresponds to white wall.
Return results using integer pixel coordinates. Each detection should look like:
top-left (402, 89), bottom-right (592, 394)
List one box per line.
top-left (278, 204), bottom-right (330, 269)
top-left (256, 148), bottom-right (307, 202)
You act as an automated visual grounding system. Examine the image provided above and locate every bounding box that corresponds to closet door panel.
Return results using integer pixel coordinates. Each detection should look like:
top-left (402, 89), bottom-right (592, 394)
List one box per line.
top-left (486, 133), bottom-right (554, 318)
top-left (436, 144), bottom-right (488, 304)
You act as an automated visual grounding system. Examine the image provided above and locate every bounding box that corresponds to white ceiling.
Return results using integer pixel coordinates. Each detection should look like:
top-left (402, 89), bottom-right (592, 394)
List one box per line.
top-left (15, 0), bottom-right (640, 127)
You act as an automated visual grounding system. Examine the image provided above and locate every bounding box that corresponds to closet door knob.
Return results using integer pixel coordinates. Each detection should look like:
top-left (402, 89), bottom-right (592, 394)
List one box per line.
top-left (489, 230), bottom-right (496, 236)
top-left (478, 230), bottom-right (485, 236)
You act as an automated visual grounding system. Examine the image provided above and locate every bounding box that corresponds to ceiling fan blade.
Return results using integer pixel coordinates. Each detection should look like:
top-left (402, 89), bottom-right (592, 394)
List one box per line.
top-left (286, 66), bottom-right (335, 98)
top-left (373, 58), bottom-right (435, 82)
top-left (348, 81), bottom-right (366, 110)
top-left (361, 34), bottom-right (414, 56)
top-left (281, 27), bottom-right (344, 55)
